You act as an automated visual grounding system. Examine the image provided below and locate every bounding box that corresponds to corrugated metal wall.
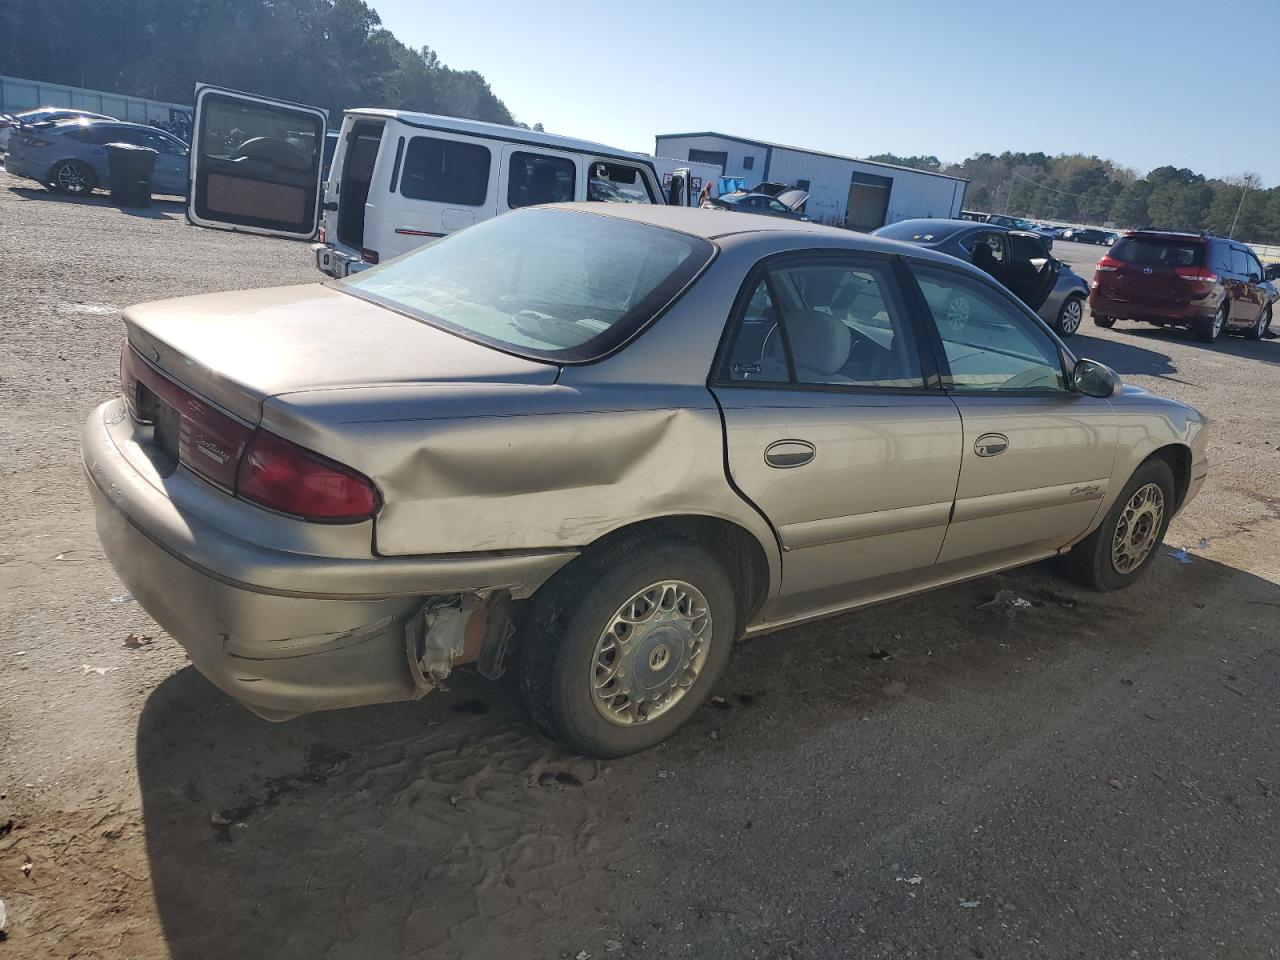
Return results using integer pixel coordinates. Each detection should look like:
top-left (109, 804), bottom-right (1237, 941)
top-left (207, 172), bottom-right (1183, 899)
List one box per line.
top-left (0, 75), bottom-right (191, 127)
top-left (655, 134), bottom-right (967, 228)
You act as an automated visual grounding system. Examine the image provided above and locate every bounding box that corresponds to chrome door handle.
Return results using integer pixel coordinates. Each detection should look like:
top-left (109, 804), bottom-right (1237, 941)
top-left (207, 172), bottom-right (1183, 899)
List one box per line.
top-left (974, 433), bottom-right (1009, 457)
top-left (764, 439), bottom-right (816, 468)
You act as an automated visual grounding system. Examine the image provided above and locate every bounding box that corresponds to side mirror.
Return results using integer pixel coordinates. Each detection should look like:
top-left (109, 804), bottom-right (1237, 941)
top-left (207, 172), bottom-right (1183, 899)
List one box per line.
top-left (1073, 358), bottom-right (1120, 398)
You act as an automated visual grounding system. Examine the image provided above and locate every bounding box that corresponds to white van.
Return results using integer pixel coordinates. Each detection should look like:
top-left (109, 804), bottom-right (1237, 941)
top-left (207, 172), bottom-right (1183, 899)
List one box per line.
top-left (186, 85), bottom-right (693, 277)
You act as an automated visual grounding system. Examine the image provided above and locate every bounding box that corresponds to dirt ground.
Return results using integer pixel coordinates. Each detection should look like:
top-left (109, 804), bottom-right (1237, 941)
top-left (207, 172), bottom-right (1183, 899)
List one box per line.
top-left (1, 172), bottom-right (1278, 960)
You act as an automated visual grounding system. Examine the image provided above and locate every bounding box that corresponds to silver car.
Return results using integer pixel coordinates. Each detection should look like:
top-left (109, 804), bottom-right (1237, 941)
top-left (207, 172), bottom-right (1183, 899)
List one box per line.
top-left (873, 219), bottom-right (1091, 336)
top-left (83, 205), bottom-right (1208, 757)
top-left (5, 118), bottom-right (189, 196)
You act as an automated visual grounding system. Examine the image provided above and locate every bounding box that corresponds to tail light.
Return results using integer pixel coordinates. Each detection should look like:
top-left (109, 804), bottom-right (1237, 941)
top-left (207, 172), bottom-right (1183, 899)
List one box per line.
top-left (1176, 266), bottom-right (1218, 282)
top-left (1095, 256), bottom-right (1122, 272)
top-left (236, 431), bottom-right (379, 522)
top-left (360, 248), bottom-right (380, 264)
top-left (120, 343), bottom-right (378, 522)
top-left (317, 224), bottom-right (327, 243)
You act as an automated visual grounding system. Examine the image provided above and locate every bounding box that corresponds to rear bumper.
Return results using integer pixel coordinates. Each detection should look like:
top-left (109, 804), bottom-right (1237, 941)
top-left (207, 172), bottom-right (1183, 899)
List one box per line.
top-left (83, 398), bottom-right (574, 718)
top-left (3, 153), bottom-right (43, 181)
top-left (311, 242), bottom-right (368, 279)
top-left (1089, 290), bottom-right (1218, 326)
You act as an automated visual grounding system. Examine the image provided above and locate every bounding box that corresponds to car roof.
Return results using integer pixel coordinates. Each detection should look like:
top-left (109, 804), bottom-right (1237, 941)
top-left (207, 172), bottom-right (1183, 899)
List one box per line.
top-left (51, 118), bottom-right (177, 135)
top-left (542, 203), bottom-right (978, 266)
top-left (876, 218), bottom-right (991, 240)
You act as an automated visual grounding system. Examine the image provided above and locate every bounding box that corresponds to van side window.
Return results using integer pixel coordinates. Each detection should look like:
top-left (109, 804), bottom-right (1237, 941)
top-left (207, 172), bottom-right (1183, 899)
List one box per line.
top-left (400, 137), bottom-right (490, 206)
top-left (587, 161), bottom-right (655, 204)
top-left (508, 152), bottom-right (575, 208)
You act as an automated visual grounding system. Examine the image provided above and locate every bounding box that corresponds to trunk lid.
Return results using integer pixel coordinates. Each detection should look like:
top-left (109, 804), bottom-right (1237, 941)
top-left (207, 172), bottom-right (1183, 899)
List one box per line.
top-left (124, 283), bottom-right (559, 422)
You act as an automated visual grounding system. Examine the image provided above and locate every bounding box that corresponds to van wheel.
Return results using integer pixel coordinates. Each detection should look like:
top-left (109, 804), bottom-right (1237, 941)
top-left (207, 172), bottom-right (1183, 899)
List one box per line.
top-left (1054, 295), bottom-right (1084, 336)
top-left (1246, 305), bottom-right (1271, 341)
top-left (519, 535), bottom-right (736, 758)
top-left (1093, 315), bottom-right (1116, 329)
top-left (1059, 458), bottom-right (1175, 592)
top-left (49, 159), bottom-right (96, 195)
top-left (1197, 302), bottom-right (1228, 343)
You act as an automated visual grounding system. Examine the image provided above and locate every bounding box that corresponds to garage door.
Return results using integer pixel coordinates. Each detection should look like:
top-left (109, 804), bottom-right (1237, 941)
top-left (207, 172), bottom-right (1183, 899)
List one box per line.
top-left (846, 172), bottom-right (892, 231)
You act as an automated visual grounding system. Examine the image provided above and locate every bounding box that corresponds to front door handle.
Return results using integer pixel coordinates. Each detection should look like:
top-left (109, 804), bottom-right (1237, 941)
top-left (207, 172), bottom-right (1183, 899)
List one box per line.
top-left (764, 439), bottom-right (816, 469)
top-left (974, 433), bottom-right (1009, 457)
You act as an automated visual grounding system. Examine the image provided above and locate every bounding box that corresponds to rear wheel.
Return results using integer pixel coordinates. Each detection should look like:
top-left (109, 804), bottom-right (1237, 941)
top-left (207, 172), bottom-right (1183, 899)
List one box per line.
top-left (1093, 315), bottom-right (1116, 329)
top-left (519, 534), bottom-right (737, 758)
top-left (49, 159), bottom-right (96, 195)
top-left (1059, 458), bottom-right (1175, 591)
top-left (1246, 304), bottom-right (1271, 341)
top-left (1054, 295), bottom-right (1085, 336)
top-left (1196, 302), bottom-right (1227, 343)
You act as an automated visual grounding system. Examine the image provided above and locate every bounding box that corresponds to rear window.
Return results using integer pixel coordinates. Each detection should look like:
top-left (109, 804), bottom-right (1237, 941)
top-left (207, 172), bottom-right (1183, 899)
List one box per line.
top-left (341, 208), bottom-right (713, 362)
top-left (400, 136), bottom-right (490, 206)
top-left (1110, 237), bottom-right (1204, 268)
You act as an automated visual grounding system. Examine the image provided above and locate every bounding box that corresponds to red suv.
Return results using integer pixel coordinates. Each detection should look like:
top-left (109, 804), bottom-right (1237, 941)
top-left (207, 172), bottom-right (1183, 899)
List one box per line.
top-left (1089, 231), bottom-right (1276, 342)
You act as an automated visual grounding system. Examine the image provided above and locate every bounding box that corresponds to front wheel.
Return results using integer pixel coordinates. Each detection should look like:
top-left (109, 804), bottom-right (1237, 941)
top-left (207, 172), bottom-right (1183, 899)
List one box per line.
top-left (1246, 304), bottom-right (1271, 341)
top-left (49, 159), bottom-right (96, 195)
top-left (1054, 295), bottom-right (1085, 336)
top-left (1059, 458), bottom-right (1175, 591)
top-left (519, 535), bottom-right (737, 758)
top-left (1093, 315), bottom-right (1116, 329)
top-left (1196, 302), bottom-right (1228, 343)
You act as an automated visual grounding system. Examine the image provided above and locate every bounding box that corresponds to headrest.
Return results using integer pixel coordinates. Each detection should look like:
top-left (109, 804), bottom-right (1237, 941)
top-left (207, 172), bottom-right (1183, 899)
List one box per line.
top-left (787, 310), bottom-right (850, 375)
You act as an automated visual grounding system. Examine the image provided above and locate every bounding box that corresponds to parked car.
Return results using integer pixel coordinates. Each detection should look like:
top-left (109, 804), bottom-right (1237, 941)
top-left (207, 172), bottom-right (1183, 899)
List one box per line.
top-left (1090, 230), bottom-right (1277, 342)
top-left (180, 84), bottom-right (684, 279)
top-left (703, 189), bottom-right (809, 220)
top-left (83, 203), bottom-right (1208, 757)
top-left (872, 218), bottom-right (1090, 335)
top-left (0, 106), bottom-right (113, 154)
top-left (5, 118), bottom-right (189, 196)
top-left (982, 214), bottom-right (1055, 249)
top-left (1266, 262), bottom-right (1280, 283)
top-left (1065, 228), bottom-right (1112, 245)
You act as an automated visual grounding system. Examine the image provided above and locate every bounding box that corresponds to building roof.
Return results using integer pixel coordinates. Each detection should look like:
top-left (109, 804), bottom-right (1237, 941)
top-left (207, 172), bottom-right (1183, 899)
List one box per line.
top-left (654, 131), bottom-right (969, 183)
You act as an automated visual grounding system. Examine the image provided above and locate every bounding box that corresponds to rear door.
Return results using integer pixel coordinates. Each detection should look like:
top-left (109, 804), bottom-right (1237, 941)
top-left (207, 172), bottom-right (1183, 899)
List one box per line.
top-left (187, 84), bottom-right (327, 240)
top-left (1006, 231), bottom-right (1060, 310)
top-left (498, 143), bottom-right (579, 211)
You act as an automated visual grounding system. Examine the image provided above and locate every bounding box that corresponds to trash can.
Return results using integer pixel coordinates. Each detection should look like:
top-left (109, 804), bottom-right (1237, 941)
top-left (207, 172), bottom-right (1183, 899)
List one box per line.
top-left (105, 143), bottom-right (157, 208)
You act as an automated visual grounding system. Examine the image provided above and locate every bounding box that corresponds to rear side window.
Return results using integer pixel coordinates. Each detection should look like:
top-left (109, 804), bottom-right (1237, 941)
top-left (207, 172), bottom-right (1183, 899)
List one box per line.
top-left (1009, 234), bottom-right (1047, 261)
top-left (507, 152), bottom-right (575, 207)
top-left (587, 161), bottom-right (655, 203)
top-left (1111, 238), bottom-right (1204, 268)
top-left (1230, 248), bottom-right (1250, 275)
top-left (400, 137), bottom-right (490, 206)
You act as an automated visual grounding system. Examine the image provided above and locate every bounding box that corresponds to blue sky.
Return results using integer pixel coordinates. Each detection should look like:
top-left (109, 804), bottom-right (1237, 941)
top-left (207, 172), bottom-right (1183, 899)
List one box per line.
top-left (370, 0), bottom-right (1280, 185)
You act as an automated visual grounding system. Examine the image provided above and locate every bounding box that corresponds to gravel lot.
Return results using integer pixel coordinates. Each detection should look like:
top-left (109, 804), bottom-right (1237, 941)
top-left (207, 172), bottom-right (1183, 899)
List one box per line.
top-left (1, 173), bottom-right (1279, 960)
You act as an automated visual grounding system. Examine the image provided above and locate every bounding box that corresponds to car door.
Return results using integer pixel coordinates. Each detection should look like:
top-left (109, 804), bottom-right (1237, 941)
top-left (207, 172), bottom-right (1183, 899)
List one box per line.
top-left (135, 128), bottom-right (188, 195)
top-left (906, 260), bottom-right (1117, 567)
top-left (187, 83), bottom-right (328, 240)
top-left (1236, 248), bottom-right (1268, 326)
top-left (498, 144), bottom-right (579, 210)
top-left (1005, 232), bottom-right (1060, 311)
top-left (711, 252), bottom-right (963, 620)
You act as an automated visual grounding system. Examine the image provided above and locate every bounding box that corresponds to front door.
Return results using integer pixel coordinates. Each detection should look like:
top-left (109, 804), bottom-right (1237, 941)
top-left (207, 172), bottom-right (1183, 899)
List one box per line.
top-left (187, 84), bottom-right (327, 240)
top-left (711, 252), bottom-right (962, 620)
top-left (1005, 231), bottom-right (1061, 311)
top-left (906, 261), bottom-right (1117, 566)
top-left (498, 143), bottom-right (579, 211)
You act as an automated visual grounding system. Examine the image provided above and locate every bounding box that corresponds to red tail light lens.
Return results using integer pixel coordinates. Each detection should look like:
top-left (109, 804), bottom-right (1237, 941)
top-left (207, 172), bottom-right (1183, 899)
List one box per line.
top-left (236, 430), bottom-right (379, 522)
top-left (360, 248), bottom-right (380, 264)
top-left (1095, 256), bottom-right (1122, 272)
top-left (1176, 266), bottom-right (1218, 282)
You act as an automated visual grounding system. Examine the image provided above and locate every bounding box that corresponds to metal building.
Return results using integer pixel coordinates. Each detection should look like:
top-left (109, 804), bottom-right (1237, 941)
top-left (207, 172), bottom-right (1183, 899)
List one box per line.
top-left (654, 131), bottom-right (967, 230)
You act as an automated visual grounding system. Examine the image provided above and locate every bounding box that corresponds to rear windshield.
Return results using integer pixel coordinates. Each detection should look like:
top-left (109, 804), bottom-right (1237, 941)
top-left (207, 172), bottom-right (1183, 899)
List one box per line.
top-left (1111, 237), bottom-right (1204, 268)
top-left (873, 221), bottom-right (954, 243)
top-left (341, 208), bottom-right (714, 362)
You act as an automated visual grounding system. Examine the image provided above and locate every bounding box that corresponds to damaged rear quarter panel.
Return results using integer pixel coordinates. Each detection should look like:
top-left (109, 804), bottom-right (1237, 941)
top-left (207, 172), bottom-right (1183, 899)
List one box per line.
top-left (262, 383), bottom-right (775, 562)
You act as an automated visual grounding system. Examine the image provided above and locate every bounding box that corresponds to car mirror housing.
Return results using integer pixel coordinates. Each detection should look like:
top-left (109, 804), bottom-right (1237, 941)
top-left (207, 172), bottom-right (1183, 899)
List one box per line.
top-left (1073, 358), bottom-right (1120, 398)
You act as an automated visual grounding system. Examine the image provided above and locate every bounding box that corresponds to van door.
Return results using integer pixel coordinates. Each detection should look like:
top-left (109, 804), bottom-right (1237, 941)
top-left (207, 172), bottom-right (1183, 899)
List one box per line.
top-left (497, 143), bottom-right (580, 211)
top-left (382, 131), bottom-right (494, 252)
top-left (585, 159), bottom-right (660, 204)
top-left (187, 84), bottom-right (327, 240)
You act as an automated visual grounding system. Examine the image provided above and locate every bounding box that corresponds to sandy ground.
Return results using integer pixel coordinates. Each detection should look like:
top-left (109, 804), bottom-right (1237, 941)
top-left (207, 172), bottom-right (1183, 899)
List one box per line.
top-left (1, 174), bottom-right (1279, 959)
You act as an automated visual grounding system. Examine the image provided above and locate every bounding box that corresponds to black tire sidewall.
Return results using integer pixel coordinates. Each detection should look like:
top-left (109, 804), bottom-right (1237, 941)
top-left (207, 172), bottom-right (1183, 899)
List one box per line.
top-left (1093, 316), bottom-right (1116, 328)
top-left (51, 160), bottom-right (94, 195)
top-left (1198, 303), bottom-right (1227, 342)
top-left (1088, 459), bottom-right (1176, 590)
top-left (533, 541), bottom-right (736, 758)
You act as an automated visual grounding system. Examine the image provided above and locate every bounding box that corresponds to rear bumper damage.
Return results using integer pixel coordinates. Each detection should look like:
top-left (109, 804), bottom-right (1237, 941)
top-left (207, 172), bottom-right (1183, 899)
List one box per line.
top-left (82, 398), bottom-right (573, 719)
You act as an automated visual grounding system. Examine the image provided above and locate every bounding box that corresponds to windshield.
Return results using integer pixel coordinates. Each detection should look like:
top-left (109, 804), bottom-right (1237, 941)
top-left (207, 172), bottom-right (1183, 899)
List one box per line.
top-left (341, 208), bottom-right (714, 362)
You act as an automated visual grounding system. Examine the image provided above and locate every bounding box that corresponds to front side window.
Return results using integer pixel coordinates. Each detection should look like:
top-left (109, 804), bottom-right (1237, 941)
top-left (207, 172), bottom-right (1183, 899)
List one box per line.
top-left (507, 151), bottom-right (575, 208)
top-left (1230, 247), bottom-right (1250, 276)
top-left (911, 264), bottom-right (1065, 393)
top-left (1009, 233), bottom-right (1047, 262)
top-left (724, 257), bottom-right (924, 389)
top-left (1245, 250), bottom-right (1264, 280)
top-left (587, 161), bottom-right (654, 203)
top-left (342, 207), bottom-right (711, 362)
top-left (400, 136), bottom-right (490, 206)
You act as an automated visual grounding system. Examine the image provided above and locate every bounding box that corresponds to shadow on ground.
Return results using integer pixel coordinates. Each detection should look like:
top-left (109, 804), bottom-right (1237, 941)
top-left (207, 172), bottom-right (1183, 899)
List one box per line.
top-left (137, 551), bottom-right (1280, 959)
top-left (6, 184), bottom-right (182, 220)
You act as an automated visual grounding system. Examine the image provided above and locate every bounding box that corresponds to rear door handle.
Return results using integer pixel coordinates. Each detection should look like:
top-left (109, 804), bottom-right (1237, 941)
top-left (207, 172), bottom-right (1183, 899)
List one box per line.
top-left (764, 439), bottom-right (816, 468)
top-left (974, 433), bottom-right (1009, 457)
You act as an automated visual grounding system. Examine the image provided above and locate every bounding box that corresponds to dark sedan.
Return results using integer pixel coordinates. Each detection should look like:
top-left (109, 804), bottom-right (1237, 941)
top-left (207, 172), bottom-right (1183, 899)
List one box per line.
top-left (703, 188), bottom-right (809, 221)
top-left (872, 218), bottom-right (1091, 336)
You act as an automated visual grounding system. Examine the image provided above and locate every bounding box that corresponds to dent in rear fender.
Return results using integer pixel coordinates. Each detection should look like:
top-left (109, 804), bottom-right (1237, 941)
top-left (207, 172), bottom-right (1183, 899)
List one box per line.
top-left (262, 385), bottom-right (781, 590)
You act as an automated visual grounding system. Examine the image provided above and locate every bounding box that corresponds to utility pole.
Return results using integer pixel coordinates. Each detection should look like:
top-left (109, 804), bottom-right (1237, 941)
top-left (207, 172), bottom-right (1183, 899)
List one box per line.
top-left (1228, 183), bottom-right (1249, 239)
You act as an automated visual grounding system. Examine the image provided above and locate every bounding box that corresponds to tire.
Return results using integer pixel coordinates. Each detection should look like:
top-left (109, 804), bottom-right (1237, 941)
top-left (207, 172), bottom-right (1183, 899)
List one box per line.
top-left (1246, 304), bottom-right (1271, 341)
top-left (519, 534), bottom-right (737, 758)
top-left (1054, 295), bottom-right (1085, 336)
top-left (48, 159), bottom-right (96, 195)
top-left (1059, 458), bottom-right (1176, 592)
top-left (1093, 315), bottom-right (1116, 329)
top-left (1196, 302), bottom-right (1228, 343)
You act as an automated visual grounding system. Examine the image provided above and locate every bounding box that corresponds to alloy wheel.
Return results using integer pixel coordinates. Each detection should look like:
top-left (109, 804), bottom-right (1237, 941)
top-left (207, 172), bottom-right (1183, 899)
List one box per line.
top-left (1060, 297), bottom-right (1083, 335)
top-left (1111, 482), bottom-right (1165, 574)
top-left (55, 162), bottom-right (89, 194)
